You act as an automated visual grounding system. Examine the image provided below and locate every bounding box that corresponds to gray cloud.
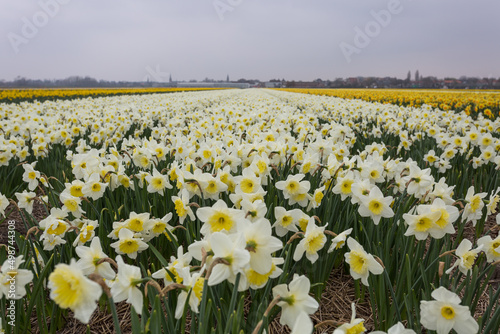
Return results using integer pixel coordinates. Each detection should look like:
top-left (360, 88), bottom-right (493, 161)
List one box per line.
top-left (1, 0), bottom-right (499, 81)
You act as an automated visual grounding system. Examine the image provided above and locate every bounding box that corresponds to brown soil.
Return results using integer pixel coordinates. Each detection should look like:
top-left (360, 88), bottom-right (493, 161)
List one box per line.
top-left (268, 266), bottom-right (373, 334)
top-left (311, 266), bottom-right (373, 333)
top-left (0, 199), bottom-right (47, 246)
top-left (31, 302), bottom-right (133, 334)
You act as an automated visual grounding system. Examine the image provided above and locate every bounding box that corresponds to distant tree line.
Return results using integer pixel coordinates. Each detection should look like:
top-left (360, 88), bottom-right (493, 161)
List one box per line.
top-left (1, 75), bottom-right (499, 90)
top-left (0, 76), bottom-right (169, 88)
top-left (285, 76), bottom-right (500, 90)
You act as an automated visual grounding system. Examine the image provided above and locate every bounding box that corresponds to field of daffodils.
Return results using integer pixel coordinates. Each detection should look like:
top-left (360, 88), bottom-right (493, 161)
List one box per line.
top-left (0, 88), bottom-right (499, 334)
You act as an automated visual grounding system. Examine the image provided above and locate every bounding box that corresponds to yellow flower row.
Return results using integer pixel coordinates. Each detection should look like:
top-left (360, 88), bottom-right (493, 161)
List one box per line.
top-left (277, 88), bottom-right (500, 119)
top-left (0, 87), bottom-right (227, 104)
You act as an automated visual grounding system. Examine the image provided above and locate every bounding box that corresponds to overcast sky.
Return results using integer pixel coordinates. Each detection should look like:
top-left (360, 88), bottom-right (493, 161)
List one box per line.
top-left (1, 0), bottom-right (499, 82)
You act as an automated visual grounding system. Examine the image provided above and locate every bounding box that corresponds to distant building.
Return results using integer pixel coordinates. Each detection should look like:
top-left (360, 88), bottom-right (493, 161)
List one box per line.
top-left (281, 80), bottom-right (326, 88)
top-left (177, 82), bottom-right (250, 89)
top-left (264, 82), bottom-right (282, 88)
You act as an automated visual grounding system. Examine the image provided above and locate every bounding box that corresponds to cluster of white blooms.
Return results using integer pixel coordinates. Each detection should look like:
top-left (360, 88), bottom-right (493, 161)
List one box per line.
top-left (1, 88), bottom-right (498, 333)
